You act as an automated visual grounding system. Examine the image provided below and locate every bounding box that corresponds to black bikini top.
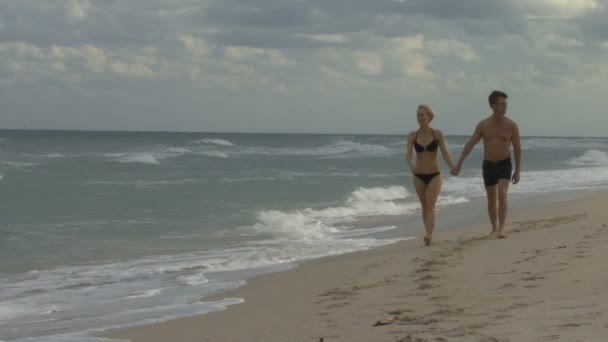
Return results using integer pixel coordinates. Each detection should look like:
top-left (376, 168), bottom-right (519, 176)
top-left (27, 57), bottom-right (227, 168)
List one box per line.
top-left (414, 129), bottom-right (439, 153)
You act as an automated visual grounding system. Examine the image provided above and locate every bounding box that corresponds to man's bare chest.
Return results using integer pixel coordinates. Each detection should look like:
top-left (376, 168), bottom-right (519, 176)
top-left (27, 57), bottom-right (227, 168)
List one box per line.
top-left (482, 124), bottom-right (512, 142)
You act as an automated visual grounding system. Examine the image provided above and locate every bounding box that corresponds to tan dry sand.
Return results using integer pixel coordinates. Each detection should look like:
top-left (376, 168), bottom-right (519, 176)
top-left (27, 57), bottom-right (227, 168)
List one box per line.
top-left (102, 191), bottom-right (608, 342)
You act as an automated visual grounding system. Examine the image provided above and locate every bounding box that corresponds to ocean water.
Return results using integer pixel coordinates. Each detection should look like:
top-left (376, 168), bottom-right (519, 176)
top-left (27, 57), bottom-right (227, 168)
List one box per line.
top-left (0, 130), bottom-right (607, 341)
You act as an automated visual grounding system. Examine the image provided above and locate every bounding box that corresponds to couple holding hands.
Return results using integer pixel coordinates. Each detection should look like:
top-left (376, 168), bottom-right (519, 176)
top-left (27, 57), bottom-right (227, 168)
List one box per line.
top-left (406, 90), bottom-right (522, 246)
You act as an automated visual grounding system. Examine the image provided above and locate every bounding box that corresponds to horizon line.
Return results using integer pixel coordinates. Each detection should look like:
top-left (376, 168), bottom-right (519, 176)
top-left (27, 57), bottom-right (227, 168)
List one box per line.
top-left (0, 128), bottom-right (605, 139)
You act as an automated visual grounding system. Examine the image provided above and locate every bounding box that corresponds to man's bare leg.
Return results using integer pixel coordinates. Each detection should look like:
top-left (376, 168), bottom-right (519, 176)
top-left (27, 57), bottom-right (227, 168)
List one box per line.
top-left (485, 185), bottom-right (498, 238)
top-left (496, 179), bottom-right (510, 238)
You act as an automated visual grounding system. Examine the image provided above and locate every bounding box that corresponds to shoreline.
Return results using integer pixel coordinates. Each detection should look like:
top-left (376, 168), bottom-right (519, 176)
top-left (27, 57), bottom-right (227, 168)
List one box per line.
top-left (100, 189), bottom-right (608, 341)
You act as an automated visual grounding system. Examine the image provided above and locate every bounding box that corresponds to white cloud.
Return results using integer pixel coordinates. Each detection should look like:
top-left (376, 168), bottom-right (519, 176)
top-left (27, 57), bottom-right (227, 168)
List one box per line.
top-left (535, 33), bottom-right (585, 50)
top-left (224, 47), bottom-right (294, 67)
top-left (68, 0), bottom-right (90, 19)
top-left (0, 42), bottom-right (164, 80)
top-left (445, 71), bottom-right (467, 92)
top-left (306, 34), bottom-right (349, 44)
top-left (402, 53), bottom-right (436, 79)
top-left (2, 0), bottom-right (608, 135)
top-left (356, 51), bottom-right (383, 75)
top-left (520, 0), bottom-right (603, 19)
top-left (389, 35), bottom-right (439, 79)
top-left (178, 35), bottom-right (213, 57)
top-left (176, 38), bottom-right (294, 92)
top-left (393, 34), bottom-right (425, 52)
top-left (426, 39), bottom-right (481, 61)
top-left (319, 66), bottom-right (346, 81)
top-left (541, 0), bottom-right (602, 13)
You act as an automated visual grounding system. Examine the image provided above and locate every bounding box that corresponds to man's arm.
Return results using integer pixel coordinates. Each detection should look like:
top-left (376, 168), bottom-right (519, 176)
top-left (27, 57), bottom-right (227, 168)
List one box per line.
top-left (511, 121), bottom-right (522, 184)
top-left (456, 121), bottom-right (483, 169)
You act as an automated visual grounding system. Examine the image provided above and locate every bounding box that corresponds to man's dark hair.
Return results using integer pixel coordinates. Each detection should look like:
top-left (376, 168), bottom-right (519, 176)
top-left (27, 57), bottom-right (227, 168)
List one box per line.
top-left (488, 90), bottom-right (508, 107)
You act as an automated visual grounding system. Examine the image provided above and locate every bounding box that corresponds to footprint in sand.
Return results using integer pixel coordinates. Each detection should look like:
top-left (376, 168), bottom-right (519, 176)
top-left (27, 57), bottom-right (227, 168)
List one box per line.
top-left (502, 303), bottom-right (529, 311)
top-left (478, 336), bottom-right (508, 342)
top-left (414, 265), bottom-right (436, 274)
top-left (394, 315), bottom-right (438, 326)
top-left (443, 327), bottom-right (475, 338)
top-left (416, 274), bottom-right (438, 282)
top-left (572, 254), bottom-right (590, 259)
top-left (318, 288), bottom-right (354, 297)
top-left (387, 308), bottom-right (413, 315)
top-left (430, 305), bottom-right (465, 317)
top-left (491, 313), bottom-right (513, 320)
top-left (583, 234), bottom-right (594, 240)
top-left (486, 269), bottom-right (517, 276)
top-left (417, 283), bottom-right (435, 290)
top-left (316, 288), bottom-right (357, 306)
top-left (512, 214), bottom-right (586, 233)
top-left (541, 268), bottom-right (566, 274)
top-left (363, 260), bottom-right (388, 271)
top-left (412, 257), bottom-right (427, 264)
top-left (559, 322), bottom-right (590, 329)
top-left (521, 275), bottom-right (546, 281)
top-left (325, 301), bottom-right (350, 309)
top-left (421, 259), bottom-right (448, 268)
top-left (499, 283), bottom-right (517, 289)
top-left (375, 312), bottom-right (439, 329)
top-left (396, 333), bottom-right (432, 342)
top-left (326, 321), bottom-right (339, 329)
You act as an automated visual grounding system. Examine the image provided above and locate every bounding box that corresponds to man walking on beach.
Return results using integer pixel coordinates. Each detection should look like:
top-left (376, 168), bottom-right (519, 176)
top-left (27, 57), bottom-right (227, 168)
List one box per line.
top-left (451, 90), bottom-right (522, 238)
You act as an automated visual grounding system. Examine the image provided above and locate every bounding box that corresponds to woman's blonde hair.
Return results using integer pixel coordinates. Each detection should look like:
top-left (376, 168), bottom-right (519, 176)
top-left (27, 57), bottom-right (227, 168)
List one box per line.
top-left (417, 104), bottom-right (435, 122)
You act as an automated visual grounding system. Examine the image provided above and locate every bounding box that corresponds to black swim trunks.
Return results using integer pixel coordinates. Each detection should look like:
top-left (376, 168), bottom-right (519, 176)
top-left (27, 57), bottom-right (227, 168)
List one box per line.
top-left (482, 157), bottom-right (512, 186)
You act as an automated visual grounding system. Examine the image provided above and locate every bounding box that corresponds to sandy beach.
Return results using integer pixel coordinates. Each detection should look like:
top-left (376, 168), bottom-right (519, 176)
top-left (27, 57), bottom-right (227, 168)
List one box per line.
top-left (102, 191), bottom-right (608, 342)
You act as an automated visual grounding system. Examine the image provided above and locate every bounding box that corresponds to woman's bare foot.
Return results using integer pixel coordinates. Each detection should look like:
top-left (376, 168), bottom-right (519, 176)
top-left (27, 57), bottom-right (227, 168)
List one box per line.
top-left (489, 230), bottom-right (506, 239)
top-left (424, 236), bottom-right (431, 246)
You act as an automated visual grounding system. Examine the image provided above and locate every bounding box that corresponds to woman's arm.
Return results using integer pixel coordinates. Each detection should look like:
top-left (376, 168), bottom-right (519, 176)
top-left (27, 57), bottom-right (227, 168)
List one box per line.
top-left (436, 129), bottom-right (455, 170)
top-left (406, 132), bottom-right (415, 173)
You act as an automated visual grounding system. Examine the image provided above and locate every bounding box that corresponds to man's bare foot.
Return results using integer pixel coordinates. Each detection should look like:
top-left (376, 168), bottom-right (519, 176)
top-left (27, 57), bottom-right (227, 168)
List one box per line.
top-left (424, 236), bottom-right (431, 246)
top-left (497, 231), bottom-right (507, 239)
top-left (489, 231), bottom-right (498, 239)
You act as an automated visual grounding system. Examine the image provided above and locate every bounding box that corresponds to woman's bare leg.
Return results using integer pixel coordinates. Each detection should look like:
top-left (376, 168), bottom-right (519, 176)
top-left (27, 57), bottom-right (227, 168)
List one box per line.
top-left (424, 175), bottom-right (442, 245)
top-left (413, 176), bottom-right (428, 244)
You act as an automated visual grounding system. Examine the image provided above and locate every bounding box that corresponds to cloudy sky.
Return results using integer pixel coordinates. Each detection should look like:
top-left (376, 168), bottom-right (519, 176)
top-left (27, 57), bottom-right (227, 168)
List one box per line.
top-left (1, 0), bottom-right (607, 136)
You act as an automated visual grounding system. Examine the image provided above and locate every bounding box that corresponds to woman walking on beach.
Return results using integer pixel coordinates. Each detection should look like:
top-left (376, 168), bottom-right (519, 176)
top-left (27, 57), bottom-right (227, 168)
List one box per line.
top-left (406, 105), bottom-right (456, 246)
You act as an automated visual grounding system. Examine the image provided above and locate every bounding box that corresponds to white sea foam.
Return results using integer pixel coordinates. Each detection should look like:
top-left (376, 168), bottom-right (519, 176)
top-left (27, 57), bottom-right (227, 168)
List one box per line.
top-left (108, 153), bottom-right (160, 165)
top-left (523, 137), bottom-right (607, 150)
top-left (195, 139), bottom-right (234, 146)
top-left (199, 151), bottom-right (229, 159)
top-left (565, 149), bottom-right (608, 166)
top-left (0, 234), bottom-right (404, 340)
top-left (252, 185), bottom-right (468, 241)
top-left (231, 138), bottom-right (394, 158)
